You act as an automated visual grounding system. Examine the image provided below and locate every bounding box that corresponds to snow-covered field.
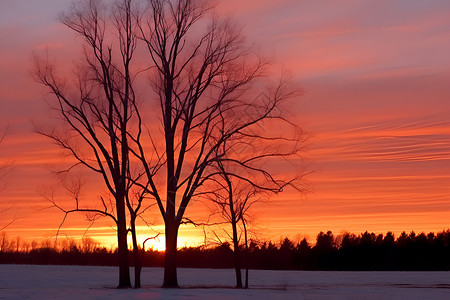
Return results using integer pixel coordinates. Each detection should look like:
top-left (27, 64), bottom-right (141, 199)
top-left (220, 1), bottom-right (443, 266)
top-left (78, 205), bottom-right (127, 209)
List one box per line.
top-left (1, 265), bottom-right (449, 299)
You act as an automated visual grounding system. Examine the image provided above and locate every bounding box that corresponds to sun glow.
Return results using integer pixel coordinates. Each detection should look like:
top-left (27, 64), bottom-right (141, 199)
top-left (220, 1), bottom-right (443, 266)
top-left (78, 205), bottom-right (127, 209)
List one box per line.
top-left (86, 225), bottom-right (207, 252)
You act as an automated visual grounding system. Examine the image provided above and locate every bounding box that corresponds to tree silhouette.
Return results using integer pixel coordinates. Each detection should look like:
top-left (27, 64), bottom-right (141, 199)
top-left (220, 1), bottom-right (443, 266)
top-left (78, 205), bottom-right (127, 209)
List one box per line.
top-left (33, 0), bottom-right (148, 288)
top-left (294, 238), bottom-right (311, 269)
top-left (131, 0), bottom-right (303, 287)
top-left (34, 0), bottom-right (303, 288)
top-left (203, 100), bottom-right (303, 287)
top-left (4, 229), bottom-right (450, 271)
top-left (207, 162), bottom-right (260, 288)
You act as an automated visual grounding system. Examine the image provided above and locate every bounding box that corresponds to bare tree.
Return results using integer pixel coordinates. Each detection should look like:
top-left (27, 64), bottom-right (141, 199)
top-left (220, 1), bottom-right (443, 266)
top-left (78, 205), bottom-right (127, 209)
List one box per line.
top-left (208, 142), bottom-right (303, 289)
top-left (34, 0), bottom-right (304, 289)
top-left (208, 161), bottom-right (258, 288)
top-left (33, 0), bottom-right (145, 288)
top-left (131, 0), bottom-right (304, 287)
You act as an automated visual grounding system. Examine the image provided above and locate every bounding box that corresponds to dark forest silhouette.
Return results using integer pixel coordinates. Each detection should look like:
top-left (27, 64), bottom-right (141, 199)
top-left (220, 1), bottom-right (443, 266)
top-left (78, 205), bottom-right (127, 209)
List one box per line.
top-left (2, 230), bottom-right (450, 271)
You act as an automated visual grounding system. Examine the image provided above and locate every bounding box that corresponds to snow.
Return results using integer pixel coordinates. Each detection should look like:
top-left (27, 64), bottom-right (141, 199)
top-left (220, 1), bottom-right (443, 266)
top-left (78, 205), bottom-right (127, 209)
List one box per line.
top-left (1, 265), bottom-right (450, 299)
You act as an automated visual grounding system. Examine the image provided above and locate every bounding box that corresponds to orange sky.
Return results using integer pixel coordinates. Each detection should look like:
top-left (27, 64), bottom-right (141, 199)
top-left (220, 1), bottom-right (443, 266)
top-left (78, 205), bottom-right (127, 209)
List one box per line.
top-left (1, 0), bottom-right (450, 249)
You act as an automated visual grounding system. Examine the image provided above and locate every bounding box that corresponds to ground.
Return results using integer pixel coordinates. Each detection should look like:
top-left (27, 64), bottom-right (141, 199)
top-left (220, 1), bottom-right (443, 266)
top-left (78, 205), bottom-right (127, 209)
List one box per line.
top-left (1, 265), bottom-right (449, 299)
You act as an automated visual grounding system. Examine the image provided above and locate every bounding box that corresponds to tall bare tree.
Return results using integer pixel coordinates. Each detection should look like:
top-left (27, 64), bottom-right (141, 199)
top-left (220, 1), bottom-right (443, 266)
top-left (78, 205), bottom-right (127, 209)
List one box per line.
top-left (131, 0), bottom-right (304, 287)
top-left (35, 0), bottom-right (304, 289)
top-left (33, 0), bottom-right (143, 288)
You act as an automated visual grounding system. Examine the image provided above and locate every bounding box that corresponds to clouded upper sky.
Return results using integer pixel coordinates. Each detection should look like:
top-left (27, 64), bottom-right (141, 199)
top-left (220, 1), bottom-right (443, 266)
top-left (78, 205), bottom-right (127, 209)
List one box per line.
top-left (1, 0), bottom-right (449, 247)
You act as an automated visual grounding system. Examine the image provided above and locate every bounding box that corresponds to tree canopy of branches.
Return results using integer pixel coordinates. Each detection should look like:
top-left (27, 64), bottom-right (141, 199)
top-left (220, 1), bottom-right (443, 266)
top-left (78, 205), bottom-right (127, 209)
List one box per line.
top-left (34, 0), bottom-right (304, 289)
top-left (206, 160), bottom-right (269, 288)
top-left (33, 0), bottom-right (146, 288)
top-left (131, 0), bottom-right (303, 287)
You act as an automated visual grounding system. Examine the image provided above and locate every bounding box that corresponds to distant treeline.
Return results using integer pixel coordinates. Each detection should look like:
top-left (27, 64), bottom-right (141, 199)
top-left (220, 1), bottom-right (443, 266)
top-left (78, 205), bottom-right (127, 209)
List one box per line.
top-left (2, 230), bottom-right (450, 270)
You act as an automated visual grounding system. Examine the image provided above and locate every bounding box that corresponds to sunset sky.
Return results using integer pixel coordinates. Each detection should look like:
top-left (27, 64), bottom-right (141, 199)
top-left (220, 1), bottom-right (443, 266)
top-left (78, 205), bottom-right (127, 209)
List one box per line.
top-left (1, 0), bottom-right (449, 250)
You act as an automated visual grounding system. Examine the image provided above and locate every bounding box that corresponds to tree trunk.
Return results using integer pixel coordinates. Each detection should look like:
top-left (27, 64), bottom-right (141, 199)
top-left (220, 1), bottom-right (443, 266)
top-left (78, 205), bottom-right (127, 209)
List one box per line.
top-left (163, 220), bottom-right (179, 288)
top-left (116, 227), bottom-right (131, 288)
top-left (116, 193), bottom-right (132, 288)
top-left (243, 220), bottom-right (249, 289)
top-left (231, 219), bottom-right (243, 288)
top-left (245, 265), bottom-right (248, 289)
top-left (131, 221), bottom-right (141, 288)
